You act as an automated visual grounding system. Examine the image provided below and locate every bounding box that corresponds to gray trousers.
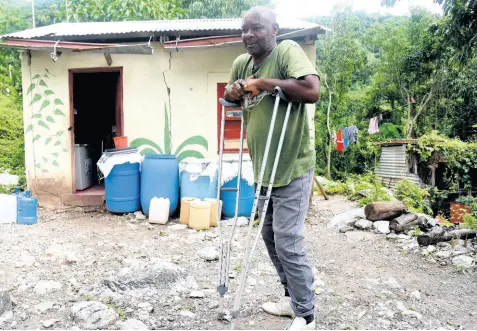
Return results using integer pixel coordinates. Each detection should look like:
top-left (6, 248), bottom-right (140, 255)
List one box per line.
top-left (257, 168), bottom-right (315, 317)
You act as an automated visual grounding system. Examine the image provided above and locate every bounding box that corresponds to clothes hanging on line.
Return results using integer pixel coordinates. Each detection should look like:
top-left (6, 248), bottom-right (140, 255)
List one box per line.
top-left (343, 126), bottom-right (350, 149)
top-left (334, 125), bottom-right (359, 152)
top-left (368, 116), bottom-right (380, 134)
top-left (348, 125), bottom-right (359, 143)
top-left (336, 128), bottom-right (344, 152)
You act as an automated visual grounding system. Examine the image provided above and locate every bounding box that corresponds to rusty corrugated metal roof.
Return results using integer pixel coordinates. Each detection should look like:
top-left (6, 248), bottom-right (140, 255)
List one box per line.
top-left (373, 139), bottom-right (418, 146)
top-left (0, 38), bottom-right (154, 54)
top-left (1, 17), bottom-right (327, 41)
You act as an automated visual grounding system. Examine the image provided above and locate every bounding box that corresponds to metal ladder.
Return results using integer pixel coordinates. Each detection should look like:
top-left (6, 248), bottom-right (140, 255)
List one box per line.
top-left (215, 86), bottom-right (293, 329)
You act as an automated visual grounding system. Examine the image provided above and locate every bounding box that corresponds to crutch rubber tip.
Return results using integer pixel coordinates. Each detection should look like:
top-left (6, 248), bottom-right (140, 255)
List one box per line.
top-left (217, 286), bottom-right (228, 296)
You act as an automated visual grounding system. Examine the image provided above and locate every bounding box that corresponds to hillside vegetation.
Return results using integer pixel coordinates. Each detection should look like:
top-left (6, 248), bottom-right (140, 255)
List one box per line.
top-left (0, 0), bottom-right (476, 202)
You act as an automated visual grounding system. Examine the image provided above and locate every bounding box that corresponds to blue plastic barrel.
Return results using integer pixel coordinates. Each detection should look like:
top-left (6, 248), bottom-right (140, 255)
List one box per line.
top-left (179, 161), bottom-right (218, 200)
top-left (221, 177), bottom-right (254, 218)
top-left (14, 187), bottom-right (25, 219)
top-left (105, 162), bottom-right (141, 213)
top-left (141, 154), bottom-right (179, 217)
top-left (17, 190), bottom-right (38, 225)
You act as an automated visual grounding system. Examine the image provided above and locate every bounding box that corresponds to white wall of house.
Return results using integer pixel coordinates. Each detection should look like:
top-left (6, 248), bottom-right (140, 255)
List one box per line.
top-left (20, 40), bottom-right (317, 206)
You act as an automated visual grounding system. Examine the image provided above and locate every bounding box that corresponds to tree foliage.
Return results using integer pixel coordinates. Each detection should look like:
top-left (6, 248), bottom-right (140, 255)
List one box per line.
top-left (382, 0), bottom-right (477, 64)
top-left (67, 0), bottom-right (187, 22)
top-left (179, 0), bottom-right (271, 18)
top-left (315, 6), bottom-right (368, 179)
top-left (313, 6), bottom-right (477, 183)
top-left (1, 0), bottom-right (477, 195)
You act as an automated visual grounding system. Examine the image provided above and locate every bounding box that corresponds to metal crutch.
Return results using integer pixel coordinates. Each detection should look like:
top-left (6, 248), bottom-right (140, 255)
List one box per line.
top-left (216, 95), bottom-right (246, 320)
top-left (229, 86), bottom-right (293, 330)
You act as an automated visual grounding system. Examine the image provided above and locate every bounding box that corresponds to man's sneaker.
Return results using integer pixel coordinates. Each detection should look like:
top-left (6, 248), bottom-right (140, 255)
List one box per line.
top-left (262, 296), bottom-right (295, 318)
top-left (286, 316), bottom-right (316, 330)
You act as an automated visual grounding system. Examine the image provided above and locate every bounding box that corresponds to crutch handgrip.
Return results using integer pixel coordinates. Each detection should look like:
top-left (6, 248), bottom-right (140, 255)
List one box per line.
top-left (219, 98), bottom-right (241, 108)
top-left (274, 86), bottom-right (289, 102)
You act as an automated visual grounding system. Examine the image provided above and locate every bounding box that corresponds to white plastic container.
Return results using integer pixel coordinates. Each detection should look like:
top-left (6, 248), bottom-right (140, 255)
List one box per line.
top-left (148, 197), bottom-right (170, 224)
top-left (0, 194), bottom-right (17, 224)
top-left (75, 144), bottom-right (94, 191)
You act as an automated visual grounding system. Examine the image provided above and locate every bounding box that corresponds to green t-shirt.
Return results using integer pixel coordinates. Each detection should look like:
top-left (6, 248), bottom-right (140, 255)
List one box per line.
top-left (226, 39), bottom-right (318, 188)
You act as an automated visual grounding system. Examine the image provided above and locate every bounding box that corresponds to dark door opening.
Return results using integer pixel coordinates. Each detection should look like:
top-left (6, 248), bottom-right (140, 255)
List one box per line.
top-left (70, 69), bottom-right (123, 194)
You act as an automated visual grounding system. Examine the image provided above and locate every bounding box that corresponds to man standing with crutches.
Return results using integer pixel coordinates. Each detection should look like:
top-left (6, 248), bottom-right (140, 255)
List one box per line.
top-left (223, 6), bottom-right (320, 330)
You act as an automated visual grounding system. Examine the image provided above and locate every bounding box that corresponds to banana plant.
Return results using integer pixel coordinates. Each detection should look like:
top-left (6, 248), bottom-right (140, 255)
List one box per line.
top-left (130, 103), bottom-right (208, 163)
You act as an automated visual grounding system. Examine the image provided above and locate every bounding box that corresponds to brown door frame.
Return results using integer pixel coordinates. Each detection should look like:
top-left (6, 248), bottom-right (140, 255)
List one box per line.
top-left (68, 67), bottom-right (124, 193)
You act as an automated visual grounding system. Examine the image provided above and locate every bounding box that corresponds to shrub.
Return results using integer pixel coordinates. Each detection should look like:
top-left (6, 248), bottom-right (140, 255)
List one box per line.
top-left (322, 172), bottom-right (392, 206)
top-left (456, 195), bottom-right (477, 230)
top-left (393, 179), bottom-right (431, 214)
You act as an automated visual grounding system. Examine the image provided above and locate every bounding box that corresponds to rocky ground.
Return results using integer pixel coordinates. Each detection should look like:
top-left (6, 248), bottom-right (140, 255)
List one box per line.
top-left (0, 194), bottom-right (476, 330)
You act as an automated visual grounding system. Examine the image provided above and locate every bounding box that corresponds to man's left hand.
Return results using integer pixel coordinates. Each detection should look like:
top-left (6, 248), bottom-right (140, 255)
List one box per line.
top-left (244, 75), bottom-right (262, 99)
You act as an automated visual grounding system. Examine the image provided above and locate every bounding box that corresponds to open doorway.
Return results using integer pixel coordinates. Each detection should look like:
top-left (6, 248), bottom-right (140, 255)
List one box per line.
top-left (69, 68), bottom-right (123, 194)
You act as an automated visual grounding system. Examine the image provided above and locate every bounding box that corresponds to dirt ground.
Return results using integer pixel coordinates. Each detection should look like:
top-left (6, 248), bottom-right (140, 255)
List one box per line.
top-left (0, 194), bottom-right (476, 330)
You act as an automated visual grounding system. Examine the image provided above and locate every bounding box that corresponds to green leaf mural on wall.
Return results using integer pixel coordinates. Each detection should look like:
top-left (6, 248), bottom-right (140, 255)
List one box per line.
top-left (26, 69), bottom-right (68, 174)
top-left (130, 103), bottom-right (208, 163)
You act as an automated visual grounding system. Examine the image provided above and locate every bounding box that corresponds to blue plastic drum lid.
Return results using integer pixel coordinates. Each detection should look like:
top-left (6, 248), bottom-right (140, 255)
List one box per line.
top-left (141, 154), bottom-right (179, 217)
top-left (17, 190), bottom-right (38, 225)
top-left (105, 162), bottom-right (141, 213)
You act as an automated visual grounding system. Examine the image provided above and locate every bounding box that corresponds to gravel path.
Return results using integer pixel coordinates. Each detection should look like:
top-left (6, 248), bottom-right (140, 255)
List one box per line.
top-left (0, 195), bottom-right (475, 330)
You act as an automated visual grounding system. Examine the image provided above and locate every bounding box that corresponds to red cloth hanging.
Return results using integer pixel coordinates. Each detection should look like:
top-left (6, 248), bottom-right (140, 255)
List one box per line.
top-left (336, 128), bottom-right (344, 152)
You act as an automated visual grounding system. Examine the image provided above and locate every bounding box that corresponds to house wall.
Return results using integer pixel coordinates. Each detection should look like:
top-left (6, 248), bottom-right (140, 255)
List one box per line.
top-left (20, 41), bottom-right (317, 207)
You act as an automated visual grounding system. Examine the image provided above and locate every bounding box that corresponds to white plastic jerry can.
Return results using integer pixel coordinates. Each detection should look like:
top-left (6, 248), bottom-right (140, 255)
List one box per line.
top-left (149, 197), bottom-right (170, 225)
top-left (0, 193), bottom-right (17, 224)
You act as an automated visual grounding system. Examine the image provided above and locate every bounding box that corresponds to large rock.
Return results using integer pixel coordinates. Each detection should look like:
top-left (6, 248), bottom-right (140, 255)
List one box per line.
top-left (99, 259), bottom-right (197, 296)
top-left (355, 219), bottom-right (373, 230)
top-left (71, 301), bottom-right (118, 329)
top-left (328, 208), bottom-right (365, 228)
top-left (416, 213), bottom-right (437, 227)
top-left (452, 255), bottom-right (474, 270)
top-left (373, 221), bottom-right (390, 234)
top-left (0, 290), bottom-right (12, 316)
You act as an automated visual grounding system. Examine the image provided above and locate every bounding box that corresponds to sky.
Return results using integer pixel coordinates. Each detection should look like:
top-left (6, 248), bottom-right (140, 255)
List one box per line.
top-left (271, 0), bottom-right (443, 18)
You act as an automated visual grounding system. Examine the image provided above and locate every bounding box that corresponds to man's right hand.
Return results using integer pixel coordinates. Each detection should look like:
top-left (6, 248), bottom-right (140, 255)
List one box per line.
top-left (225, 79), bottom-right (245, 102)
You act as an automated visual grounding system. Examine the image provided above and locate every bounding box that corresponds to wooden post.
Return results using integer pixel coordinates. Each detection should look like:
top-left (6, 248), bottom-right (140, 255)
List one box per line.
top-left (314, 176), bottom-right (329, 200)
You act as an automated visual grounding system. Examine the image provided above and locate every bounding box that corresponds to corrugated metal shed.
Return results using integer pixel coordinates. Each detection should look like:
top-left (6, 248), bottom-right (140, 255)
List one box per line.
top-left (375, 144), bottom-right (423, 189)
top-left (1, 17), bottom-right (328, 41)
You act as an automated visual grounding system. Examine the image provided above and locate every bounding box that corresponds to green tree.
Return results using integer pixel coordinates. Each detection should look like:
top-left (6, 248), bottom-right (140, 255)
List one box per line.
top-left (67, 0), bottom-right (186, 22)
top-left (365, 9), bottom-right (443, 137)
top-left (382, 0), bottom-right (477, 64)
top-left (179, 0), bottom-right (272, 18)
top-left (315, 7), bottom-right (367, 179)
